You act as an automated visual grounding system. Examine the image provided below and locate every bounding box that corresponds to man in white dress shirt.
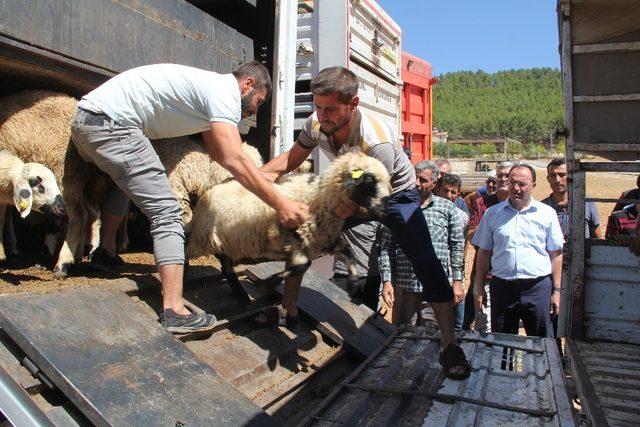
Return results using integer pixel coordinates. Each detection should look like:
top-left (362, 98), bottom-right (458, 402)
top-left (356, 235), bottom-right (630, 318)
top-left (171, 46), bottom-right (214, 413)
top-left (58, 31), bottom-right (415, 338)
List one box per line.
top-left (472, 164), bottom-right (564, 337)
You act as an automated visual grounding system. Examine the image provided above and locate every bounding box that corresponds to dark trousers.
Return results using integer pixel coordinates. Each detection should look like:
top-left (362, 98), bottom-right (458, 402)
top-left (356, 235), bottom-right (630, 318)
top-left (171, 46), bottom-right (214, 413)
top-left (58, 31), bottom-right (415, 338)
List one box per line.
top-left (382, 188), bottom-right (453, 303)
top-left (490, 275), bottom-right (553, 338)
top-left (331, 274), bottom-right (381, 312)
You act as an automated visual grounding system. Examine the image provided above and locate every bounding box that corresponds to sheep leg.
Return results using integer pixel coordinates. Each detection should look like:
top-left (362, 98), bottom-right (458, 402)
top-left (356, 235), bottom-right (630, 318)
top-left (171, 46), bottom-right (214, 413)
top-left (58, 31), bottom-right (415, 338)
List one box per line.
top-left (4, 206), bottom-right (20, 259)
top-left (340, 244), bottom-right (361, 294)
top-left (53, 208), bottom-right (87, 278)
top-left (0, 205), bottom-right (6, 261)
top-left (218, 254), bottom-right (251, 304)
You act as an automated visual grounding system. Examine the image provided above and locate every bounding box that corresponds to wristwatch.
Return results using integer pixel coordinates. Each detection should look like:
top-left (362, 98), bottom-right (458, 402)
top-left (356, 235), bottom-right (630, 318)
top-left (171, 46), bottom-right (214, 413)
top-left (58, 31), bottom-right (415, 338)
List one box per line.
top-left (552, 286), bottom-right (562, 293)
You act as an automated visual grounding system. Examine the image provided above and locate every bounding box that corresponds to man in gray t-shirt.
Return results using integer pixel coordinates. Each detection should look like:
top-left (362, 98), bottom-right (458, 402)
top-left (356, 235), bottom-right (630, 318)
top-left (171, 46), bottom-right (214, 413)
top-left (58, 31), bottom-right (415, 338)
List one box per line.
top-left (542, 157), bottom-right (601, 240)
top-left (261, 66), bottom-right (470, 380)
top-left (68, 61), bottom-right (308, 334)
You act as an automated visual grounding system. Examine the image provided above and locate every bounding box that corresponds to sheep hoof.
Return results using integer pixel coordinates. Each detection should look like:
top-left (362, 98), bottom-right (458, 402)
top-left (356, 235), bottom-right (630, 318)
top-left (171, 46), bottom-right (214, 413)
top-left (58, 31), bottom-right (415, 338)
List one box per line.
top-left (53, 264), bottom-right (70, 278)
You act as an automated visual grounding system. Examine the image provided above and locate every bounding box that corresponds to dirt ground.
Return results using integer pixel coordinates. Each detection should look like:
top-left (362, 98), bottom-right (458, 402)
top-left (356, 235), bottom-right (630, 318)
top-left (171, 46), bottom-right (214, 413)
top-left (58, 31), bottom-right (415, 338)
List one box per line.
top-left (0, 164), bottom-right (637, 299)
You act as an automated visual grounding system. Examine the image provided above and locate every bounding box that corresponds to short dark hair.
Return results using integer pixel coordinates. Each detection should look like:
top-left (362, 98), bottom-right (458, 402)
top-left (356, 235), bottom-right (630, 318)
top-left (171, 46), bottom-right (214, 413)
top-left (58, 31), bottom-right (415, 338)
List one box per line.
top-left (310, 66), bottom-right (359, 103)
top-left (547, 157), bottom-right (566, 174)
top-left (440, 173), bottom-right (462, 190)
top-left (510, 163), bottom-right (536, 183)
top-left (233, 61), bottom-right (272, 97)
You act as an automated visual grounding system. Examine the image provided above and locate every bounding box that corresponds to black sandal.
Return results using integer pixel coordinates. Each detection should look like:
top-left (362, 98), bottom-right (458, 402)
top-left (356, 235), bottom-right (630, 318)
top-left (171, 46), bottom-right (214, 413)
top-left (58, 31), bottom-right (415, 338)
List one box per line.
top-left (254, 305), bottom-right (298, 329)
top-left (439, 344), bottom-right (471, 380)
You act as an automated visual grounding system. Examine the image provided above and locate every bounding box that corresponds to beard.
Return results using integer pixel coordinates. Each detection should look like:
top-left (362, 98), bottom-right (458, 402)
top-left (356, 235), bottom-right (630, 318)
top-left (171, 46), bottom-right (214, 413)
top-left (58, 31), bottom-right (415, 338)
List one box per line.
top-left (240, 89), bottom-right (254, 117)
top-left (319, 115), bottom-right (351, 136)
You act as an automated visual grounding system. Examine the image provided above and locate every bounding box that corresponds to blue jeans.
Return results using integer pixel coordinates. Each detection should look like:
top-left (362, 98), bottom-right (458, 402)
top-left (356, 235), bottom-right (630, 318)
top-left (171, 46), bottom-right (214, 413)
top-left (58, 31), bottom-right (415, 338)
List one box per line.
top-left (381, 188), bottom-right (453, 303)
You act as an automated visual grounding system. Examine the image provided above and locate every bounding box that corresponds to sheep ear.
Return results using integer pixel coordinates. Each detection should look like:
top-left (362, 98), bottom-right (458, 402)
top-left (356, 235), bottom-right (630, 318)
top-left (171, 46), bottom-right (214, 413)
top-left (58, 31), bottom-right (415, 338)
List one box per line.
top-left (13, 179), bottom-right (33, 218)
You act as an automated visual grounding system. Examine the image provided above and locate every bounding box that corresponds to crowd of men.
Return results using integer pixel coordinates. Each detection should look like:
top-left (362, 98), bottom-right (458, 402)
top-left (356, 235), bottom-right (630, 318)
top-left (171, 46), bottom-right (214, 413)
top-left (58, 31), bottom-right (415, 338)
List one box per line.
top-left (332, 153), bottom-right (640, 347)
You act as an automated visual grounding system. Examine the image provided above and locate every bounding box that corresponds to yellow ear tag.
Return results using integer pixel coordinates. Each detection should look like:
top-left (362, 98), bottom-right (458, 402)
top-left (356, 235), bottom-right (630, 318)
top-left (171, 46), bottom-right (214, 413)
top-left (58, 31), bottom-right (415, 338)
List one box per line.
top-left (19, 200), bottom-right (28, 210)
top-left (350, 169), bottom-right (364, 180)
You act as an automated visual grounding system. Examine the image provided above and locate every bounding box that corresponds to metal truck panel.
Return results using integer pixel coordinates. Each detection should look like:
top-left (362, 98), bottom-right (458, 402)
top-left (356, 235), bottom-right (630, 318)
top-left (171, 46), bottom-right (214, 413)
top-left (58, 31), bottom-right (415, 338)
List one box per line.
top-left (348, 0), bottom-right (401, 83)
top-left (304, 328), bottom-right (575, 426)
top-left (401, 51), bottom-right (435, 163)
top-left (559, 0), bottom-right (640, 160)
top-left (0, 0), bottom-right (253, 86)
top-left (584, 243), bottom-right (640, 344)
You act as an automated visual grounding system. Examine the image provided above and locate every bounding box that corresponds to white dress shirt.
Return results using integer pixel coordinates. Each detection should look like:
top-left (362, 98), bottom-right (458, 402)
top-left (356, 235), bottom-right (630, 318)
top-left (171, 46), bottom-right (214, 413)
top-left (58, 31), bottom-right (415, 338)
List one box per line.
top-left (472, 198), bottom-right (564, 280)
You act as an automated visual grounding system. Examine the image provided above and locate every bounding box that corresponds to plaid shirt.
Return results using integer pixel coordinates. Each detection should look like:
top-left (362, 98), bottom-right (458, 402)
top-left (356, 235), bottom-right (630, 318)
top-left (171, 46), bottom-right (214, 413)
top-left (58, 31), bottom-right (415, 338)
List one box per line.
top-left (378, 195), bottom-right (464, 293)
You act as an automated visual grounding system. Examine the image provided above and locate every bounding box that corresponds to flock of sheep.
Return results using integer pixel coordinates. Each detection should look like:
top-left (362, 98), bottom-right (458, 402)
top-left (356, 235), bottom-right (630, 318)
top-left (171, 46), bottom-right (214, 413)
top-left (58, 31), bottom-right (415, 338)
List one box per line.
top-left (0, 90), bottom-right (391, 289)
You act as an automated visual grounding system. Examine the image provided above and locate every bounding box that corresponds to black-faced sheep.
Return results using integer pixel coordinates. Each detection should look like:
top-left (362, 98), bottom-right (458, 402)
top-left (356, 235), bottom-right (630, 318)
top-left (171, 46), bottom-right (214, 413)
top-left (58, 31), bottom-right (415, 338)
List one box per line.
top-left (0, 151), bottom-right (65, 261)
top-left (186, 151), bottom-right (391, 292)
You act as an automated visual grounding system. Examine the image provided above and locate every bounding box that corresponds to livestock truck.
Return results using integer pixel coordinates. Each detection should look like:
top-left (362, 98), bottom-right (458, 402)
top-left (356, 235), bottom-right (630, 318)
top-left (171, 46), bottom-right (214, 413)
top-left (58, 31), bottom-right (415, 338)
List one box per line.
top-left (0, 0), bottom-right (634, 425)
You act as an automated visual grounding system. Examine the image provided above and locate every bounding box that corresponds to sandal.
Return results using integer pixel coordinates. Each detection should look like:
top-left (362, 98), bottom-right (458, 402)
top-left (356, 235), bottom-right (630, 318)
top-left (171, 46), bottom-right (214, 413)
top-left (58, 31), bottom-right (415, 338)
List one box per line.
top-left (254, 305), bottom-right (298, 329)
top-left (439, 344), bottom-right (471, 380)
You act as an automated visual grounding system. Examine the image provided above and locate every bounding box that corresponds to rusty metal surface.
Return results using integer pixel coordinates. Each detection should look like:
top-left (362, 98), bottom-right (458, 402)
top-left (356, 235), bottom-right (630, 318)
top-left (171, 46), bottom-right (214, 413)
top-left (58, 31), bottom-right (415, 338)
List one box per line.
top-left (305, 328), bottom-right (576, 426)
top-left (0, 287), bottom-right (274, 426)
top-left (0, 0), bottom-right (252, 74)
top-left (569, 340), bottom-right (640, 426)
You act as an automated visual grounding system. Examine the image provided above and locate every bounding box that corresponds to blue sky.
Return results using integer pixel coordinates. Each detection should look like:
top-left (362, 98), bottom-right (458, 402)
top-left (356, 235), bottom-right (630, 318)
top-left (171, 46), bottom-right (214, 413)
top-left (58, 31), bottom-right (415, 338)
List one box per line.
top-left (376, 0), bottom-right (560, 75)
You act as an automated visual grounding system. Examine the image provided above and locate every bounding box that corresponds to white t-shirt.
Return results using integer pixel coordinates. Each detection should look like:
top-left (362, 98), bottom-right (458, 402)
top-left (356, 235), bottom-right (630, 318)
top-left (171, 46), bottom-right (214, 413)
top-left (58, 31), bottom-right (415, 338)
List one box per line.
top-left (78, 64), bottom-right (241, 139)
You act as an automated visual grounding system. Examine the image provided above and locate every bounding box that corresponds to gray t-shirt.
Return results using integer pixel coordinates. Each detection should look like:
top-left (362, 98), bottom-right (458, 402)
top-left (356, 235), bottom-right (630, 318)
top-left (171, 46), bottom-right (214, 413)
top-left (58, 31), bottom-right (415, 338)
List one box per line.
top-left (78, 63), bottom-right (241, 139)
top-left (333, 221), bottom-right (380, 277)
top-left (297, 109), bottom-right (415, 194)
top-left (540, 196), bottom-right (600, 239)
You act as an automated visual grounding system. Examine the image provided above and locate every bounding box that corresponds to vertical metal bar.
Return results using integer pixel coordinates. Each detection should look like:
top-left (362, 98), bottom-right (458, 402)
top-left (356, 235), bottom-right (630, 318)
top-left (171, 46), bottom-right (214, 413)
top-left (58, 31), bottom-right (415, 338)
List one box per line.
top-left (569, 165), bottom-right (586, 339)
top-left (560, 0), bottom-right (585, 340)
top-left (270, 0), bottom-right (298, 158)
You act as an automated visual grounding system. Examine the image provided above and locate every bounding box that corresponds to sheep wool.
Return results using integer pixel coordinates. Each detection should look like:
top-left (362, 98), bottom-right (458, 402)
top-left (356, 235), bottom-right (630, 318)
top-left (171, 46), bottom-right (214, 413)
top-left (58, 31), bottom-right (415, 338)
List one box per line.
top-left (187, 151), bottom-right (391, 270)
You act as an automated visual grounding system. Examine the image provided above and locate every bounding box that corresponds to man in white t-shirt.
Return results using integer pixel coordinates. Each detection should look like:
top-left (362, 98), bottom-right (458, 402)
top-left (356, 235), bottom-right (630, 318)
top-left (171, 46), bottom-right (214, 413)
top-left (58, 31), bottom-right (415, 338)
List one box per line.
top-left (70, 61), bottom-right (309, 333)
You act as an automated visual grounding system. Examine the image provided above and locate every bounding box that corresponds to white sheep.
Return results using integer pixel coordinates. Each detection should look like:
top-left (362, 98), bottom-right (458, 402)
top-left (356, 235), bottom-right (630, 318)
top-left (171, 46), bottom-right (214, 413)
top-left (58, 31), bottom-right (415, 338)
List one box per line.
top-left (0, 151), bottom-right (65, 261)
top-left (0, 90), bottom-right (266, 276)
top-left (186, 152), bottom-right (391, 290)
top-left (153, 137), bottom-right (263, 228)
top-left (0, 90), bottom-right (111, 268)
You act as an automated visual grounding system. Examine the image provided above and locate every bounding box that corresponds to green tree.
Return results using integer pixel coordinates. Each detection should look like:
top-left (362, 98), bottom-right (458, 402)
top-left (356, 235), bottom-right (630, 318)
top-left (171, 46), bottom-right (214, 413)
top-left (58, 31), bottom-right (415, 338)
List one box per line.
top-left (433, 68), bottom-right (563, 144)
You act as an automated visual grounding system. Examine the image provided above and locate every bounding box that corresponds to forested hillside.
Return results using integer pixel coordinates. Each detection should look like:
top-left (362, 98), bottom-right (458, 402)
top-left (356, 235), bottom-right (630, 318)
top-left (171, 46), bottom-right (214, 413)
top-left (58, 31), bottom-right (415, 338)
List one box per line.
top-left (433, 68), bottom-right (563, 143)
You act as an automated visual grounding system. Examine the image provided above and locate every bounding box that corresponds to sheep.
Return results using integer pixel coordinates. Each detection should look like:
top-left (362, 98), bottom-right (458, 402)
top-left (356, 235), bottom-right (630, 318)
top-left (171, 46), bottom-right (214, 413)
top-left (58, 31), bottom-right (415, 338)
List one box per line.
top-left (153, 137), bottom-right (263, 228)
top-left (186, 151), bottom-right (391, 293)
top-left (0, 150), bottom-right (65, 261)
top-left (0, 90), bottom-right (266, 275)
top-left (0, 90), bottom-right (112, 268)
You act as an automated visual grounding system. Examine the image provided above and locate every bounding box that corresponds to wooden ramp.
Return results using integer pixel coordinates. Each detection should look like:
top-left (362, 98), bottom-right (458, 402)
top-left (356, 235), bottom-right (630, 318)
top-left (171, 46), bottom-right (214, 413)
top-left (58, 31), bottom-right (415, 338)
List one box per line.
top-left (0, 287), bottom-right (275, 426)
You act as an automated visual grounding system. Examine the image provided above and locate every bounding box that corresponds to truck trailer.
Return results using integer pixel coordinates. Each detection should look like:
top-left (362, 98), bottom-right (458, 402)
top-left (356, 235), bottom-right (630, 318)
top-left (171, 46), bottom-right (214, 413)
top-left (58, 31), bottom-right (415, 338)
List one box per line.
top-left (558, 0), bottom-right (640, 425)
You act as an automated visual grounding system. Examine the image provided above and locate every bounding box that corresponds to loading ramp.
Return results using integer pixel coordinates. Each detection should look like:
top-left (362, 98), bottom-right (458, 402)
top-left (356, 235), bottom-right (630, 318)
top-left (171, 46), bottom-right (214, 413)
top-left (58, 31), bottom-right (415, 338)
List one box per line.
top-left (0, 287), bottom-right (274, 426)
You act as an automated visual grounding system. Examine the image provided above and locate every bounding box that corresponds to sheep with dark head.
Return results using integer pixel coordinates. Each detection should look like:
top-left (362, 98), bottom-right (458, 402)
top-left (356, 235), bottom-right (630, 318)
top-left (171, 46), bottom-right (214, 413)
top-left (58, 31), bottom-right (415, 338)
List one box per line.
top-left (186, 151), bottom-right (391, 292)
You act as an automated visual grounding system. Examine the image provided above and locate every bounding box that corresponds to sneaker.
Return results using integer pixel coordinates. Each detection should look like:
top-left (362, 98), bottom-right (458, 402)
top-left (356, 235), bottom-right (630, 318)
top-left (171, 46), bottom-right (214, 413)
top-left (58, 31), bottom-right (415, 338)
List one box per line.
top-left (89, 247), bottom-right (125, 271)
top-left (159, 307), bottom-right (217, 333)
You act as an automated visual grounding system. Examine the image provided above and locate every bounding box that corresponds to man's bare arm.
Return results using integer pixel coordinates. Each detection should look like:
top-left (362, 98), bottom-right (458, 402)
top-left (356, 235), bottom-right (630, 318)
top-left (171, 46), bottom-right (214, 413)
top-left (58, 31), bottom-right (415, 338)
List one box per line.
top-left (202, 123), bottom-right (309, 228)
top-left (260, 142), bottom-right (313, 177)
